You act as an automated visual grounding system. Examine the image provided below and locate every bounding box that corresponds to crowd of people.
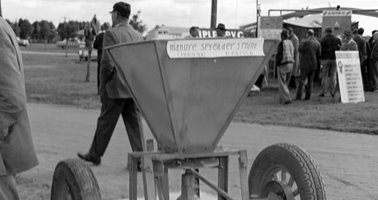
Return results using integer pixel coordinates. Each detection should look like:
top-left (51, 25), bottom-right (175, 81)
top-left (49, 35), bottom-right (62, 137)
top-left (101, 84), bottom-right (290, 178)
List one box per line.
top-left (275, 26), bottom-right (378, 104)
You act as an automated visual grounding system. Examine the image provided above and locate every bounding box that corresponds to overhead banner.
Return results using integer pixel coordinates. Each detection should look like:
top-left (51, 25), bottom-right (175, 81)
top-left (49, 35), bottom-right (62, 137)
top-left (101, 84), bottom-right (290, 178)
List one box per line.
top-left (167, 38), bottom-right (264, 58)
top-left (335, 51), bottom-right (365, 103)
top-left (258, 16), bottom-right (282, 40)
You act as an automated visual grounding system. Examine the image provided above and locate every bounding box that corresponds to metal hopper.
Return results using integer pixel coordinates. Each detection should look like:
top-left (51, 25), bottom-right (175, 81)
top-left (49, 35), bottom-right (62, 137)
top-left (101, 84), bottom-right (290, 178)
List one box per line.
top-left (106, 38), bottom-right (278, 154)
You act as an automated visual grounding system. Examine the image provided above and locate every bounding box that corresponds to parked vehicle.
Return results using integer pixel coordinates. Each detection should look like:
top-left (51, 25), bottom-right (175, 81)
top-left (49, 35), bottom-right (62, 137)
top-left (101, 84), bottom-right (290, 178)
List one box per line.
top-left (78, 49), bottom-right (97, 62)
top-left (16, 37), bottom-right (29, 47)
top-left (56, 38), bottom-right (85, 49)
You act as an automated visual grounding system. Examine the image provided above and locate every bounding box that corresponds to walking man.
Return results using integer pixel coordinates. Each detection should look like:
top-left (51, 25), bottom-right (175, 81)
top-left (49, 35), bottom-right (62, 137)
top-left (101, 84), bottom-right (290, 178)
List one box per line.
top-left (78, 2), bottom-right (144, 166)
top-left (296, 29), bottom-right (321, 100)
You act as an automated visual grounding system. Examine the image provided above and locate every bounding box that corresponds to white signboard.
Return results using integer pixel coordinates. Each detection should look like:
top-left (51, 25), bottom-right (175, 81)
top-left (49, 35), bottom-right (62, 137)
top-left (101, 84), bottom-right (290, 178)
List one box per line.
top-left (258, 16), bottom-right (282, 40)
top-left (167, 38), bottom-right (264, 58)
top-left (335, 51), bottom-right (365, 103)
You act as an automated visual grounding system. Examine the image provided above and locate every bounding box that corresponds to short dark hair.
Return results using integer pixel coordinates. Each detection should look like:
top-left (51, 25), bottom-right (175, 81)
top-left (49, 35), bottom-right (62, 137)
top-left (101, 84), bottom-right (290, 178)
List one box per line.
top-left (112, 2), bottom-right (131, 18)
top-left (357, 28), bottom-right (364, 35)
top-left (189, 26), bottom-right (199, 32)
top-left (343, 30), bottom-right (352, 37)
top-left (216, 23), bottom-right (226, 31)
top-left (324, 27), bottom-right (333, 34)
top-left (281, 29), bottom-right (289, 38)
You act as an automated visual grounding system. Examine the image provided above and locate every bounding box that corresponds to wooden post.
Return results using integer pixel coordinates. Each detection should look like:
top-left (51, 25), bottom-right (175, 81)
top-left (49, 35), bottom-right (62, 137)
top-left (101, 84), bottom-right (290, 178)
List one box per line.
top-left (238, 150), bottom-right (249, 200)
top-left (181, 170), bottom-right (196, 200)
top-left (218, 156), bottom-right (229, 200)
top-left (128, 155), bottom-right (138, 200)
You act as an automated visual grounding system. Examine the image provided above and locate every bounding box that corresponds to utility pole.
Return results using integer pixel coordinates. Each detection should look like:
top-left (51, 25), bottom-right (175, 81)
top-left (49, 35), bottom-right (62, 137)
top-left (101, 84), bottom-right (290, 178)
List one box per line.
top-left (0, 0), bottom-right (2, 17)
top-left (210, 0), bottom-right (217, 28)
top-left (256, 0), bottom-right (260, 37)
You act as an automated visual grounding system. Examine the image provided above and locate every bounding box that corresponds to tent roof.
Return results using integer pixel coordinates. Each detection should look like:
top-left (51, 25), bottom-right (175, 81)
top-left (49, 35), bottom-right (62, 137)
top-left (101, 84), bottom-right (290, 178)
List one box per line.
top-left (284, 14), bottom-right (322, 28)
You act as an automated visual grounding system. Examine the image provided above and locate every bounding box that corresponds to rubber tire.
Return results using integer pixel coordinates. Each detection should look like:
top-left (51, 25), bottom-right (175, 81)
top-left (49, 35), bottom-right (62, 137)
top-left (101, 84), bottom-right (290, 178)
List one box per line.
top-left (51, 158), bottom-right (101, 200)
top-left (249, 143), bottom-right (326, 200)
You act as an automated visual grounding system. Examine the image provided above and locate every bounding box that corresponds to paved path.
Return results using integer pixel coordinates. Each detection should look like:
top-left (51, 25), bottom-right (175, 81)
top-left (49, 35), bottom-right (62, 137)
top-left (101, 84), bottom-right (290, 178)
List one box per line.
top-left (19, 103), bottom-right (378, 200)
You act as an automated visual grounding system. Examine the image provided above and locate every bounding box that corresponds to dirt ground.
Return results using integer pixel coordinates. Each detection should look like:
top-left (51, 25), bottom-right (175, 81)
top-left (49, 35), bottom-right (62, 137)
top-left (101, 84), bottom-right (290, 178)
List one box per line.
top-left (15, 103), bottom-right (378, 200)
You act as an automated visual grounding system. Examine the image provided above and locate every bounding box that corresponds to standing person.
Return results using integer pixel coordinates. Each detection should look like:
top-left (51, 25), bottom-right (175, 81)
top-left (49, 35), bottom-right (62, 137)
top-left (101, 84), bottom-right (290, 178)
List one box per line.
top-left (0, 16), bottom-right (38, 199)
top-left (216, 23), bottom-right (226, 37)
top-left (78, 1), bottom-right (144, 166)
top-left (318, 27), bottom-right (341, 97)
top-left (288, 27), bottom-right (300, 90)
top-left (93, 22), bottom-right (111, 93)
top-left (366, 30), bottom-right (378, 91)
top-left (188, 26), bottom-right (199, 38)
top-left (340, 30), bottom-right (358, 50)
top-left (369, 32), bottom-right (378, 92)
top-left (275, 29), bottom-right (294, 104)
top-left (296, 29), bottom-right (321, 100)
top-left (353, 28), bottom-right (369, 91)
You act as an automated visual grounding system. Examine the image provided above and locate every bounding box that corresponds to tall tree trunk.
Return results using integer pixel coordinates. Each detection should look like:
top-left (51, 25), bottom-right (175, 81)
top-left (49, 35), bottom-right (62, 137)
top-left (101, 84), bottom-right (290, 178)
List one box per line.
top-left (65, 40), bottom-right (68, 57)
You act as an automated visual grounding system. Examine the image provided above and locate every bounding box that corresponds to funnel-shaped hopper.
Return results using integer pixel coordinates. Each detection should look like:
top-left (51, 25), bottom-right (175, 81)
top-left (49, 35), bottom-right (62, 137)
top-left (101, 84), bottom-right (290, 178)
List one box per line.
top-left (107, 38), bottom-right (278, 153)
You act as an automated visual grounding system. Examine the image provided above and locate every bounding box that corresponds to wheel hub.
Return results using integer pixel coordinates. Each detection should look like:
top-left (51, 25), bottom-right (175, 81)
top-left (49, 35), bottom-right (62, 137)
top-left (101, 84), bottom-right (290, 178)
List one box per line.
top-left (263, 181), bottom-right (295, 200)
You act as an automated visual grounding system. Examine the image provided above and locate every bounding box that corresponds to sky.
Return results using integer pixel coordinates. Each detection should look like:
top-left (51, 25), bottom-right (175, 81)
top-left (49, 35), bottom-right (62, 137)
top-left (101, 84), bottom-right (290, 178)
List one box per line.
top-left (2, 0), bottom-right (378, 35)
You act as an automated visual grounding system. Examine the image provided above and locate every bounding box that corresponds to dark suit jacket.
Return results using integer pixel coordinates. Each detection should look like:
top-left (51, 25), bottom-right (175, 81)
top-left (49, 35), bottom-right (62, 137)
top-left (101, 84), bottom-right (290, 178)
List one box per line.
top-left (100, 22), bottom-right (143, 98)
top-left (353, 34), bottom-right (368, 63)
top-left (299, 37), bottom-right (321, 71)
top-left (0, 17), bottom-right (38, 175)
top-left (370, 41), bottom-right (378, 62)
top-left (93, 32), bottom-right (104, 63)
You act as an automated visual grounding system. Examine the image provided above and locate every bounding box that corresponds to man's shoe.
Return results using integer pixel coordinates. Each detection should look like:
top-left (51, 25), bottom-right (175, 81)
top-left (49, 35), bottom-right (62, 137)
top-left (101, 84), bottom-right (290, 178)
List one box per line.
top-left (77, 152), bottom-right (101, 166)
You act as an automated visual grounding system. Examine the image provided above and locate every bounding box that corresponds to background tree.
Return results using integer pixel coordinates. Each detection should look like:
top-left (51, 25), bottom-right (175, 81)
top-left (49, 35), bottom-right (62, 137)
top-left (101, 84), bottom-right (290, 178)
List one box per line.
top-left (57, 20), bottom-right (80, 56)
top-left (129, 10), bottom-right (146, 34)
top-left (40, 20), bottom-right (54, 43)
top-left (18, 18), bottom-right (33, 39)
top-left (31, 21), bottom-right (41, 40)
top-left (10, 20), bottom-right (21, 37)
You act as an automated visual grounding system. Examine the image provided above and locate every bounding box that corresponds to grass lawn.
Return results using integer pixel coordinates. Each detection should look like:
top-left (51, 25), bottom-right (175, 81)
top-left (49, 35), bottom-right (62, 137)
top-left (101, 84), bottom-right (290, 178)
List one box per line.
top-left (23, 44), bottom-right (101, 109)
top-left (23, 43), bottom-right (378, 134)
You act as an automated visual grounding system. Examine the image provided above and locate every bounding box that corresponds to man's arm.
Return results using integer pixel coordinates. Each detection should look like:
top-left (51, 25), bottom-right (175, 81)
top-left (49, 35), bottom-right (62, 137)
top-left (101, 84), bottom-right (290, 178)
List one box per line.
top-left (100, 30), bottom-right (117, 88)
top-left (0, 22), bottom-right (26, 130)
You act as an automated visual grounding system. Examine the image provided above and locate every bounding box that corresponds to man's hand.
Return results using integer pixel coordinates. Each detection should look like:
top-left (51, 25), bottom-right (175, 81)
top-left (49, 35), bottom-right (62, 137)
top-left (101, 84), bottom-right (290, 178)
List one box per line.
top-left (0, 126), bottom-right (11, 142)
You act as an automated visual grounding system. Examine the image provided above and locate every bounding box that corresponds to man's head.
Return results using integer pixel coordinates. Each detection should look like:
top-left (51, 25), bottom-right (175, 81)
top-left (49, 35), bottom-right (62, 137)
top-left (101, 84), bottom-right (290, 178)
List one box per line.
top-left (307, 29), bottom-right (314, 37)
top-left (189, 26), bottom-right (199, 38)
top-left (357, 28), bottom-right (364, 35)
top-left (216, 23), bottom-right (226, 37)
top-left (280, 29), bottom-right (289, 40)
top-left (373, 32), bottom-right (378, 41)
top-left (288, 27), bottom-right (294, 36)
top-left (102, 22), bottom-right (111, 31)
top-left (110, 2), bottom-right (131, 26)
top-left (324, 27), bottom-right (333, 35)
top-left (342, 30), bottom-right (352, 42)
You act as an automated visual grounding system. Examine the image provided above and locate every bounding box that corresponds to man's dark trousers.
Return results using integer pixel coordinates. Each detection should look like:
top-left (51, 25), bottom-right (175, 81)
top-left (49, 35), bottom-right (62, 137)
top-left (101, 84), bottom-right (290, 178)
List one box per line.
top-left (89, 96), bottom-right (143, 157)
